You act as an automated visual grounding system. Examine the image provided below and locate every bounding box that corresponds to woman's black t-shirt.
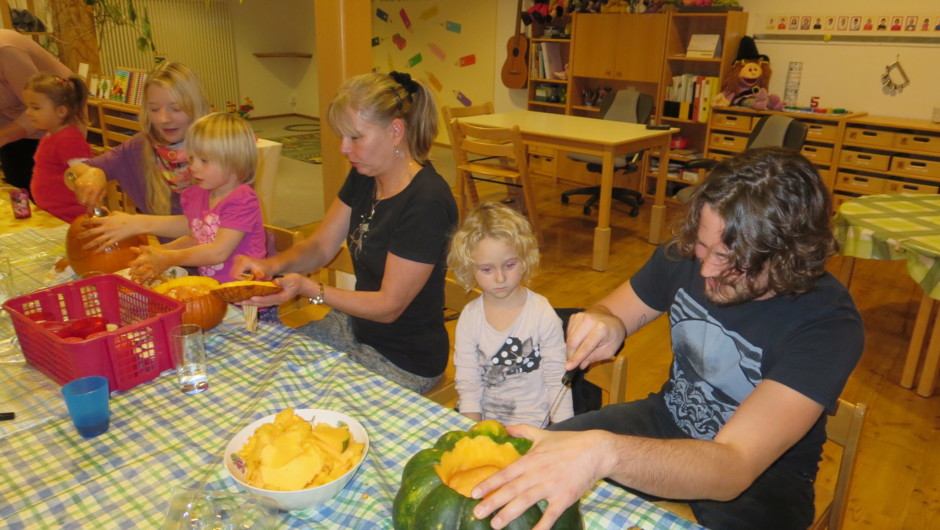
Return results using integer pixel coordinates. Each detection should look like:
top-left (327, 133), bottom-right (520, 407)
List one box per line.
top-left (337, 163), bottom-right (458, 377)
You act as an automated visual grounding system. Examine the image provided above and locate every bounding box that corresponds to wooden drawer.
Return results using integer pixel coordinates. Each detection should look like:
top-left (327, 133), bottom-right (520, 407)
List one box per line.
top-left (708, 133), bottom-right (748, 151)
top-left (801, 144), bottom-right (833, 163)
top-left (832, 192), bottom-right (860, 210)
top-left (805, 122), bottom-right (838, 141)
top-left (894, 133), bottom-right (940, 155)
top-left (839, 149), bottom-right (891, 171)
top-left (818, 168), bottom-right (835, 191)
top-left (835, 172), bottom-right (887, 195)
top-left (890, 156), bottom-right (940, 178)
top-left (843, 127), bottom-right (895, 148)
top-left (709, 113), bottom-right (752, 132)
top-left (885, 180), bottom-right (940, 194)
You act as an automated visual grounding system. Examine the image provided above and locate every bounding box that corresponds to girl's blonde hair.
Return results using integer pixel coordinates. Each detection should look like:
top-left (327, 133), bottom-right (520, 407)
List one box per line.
top-left (448, 202), bottom-right (540, 290)
top-left (327, 71), bottom-right (437, 163)
top-left (138, 62), bottom-right (211, 215)
top-left (185, 113), bottom-right (258, 184)
top-left (25, 73), bottom-right (88, 127)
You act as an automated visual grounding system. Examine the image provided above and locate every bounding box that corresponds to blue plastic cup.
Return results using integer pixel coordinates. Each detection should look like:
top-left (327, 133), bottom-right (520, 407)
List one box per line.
top-left (61, 376), bottom-right (110, 439)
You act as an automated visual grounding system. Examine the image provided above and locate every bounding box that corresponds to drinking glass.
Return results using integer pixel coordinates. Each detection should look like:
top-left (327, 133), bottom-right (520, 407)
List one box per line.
top-left (171, 324), bottom-right (208, 394)
top-left (61, 376), bottom-right (110, 438)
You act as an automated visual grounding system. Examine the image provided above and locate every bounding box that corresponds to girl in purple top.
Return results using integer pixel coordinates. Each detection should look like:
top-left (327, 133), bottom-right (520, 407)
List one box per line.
top-left (127, 113), bottom-right (265, 283)
top-left (65, 62), bottom-right (211, 248)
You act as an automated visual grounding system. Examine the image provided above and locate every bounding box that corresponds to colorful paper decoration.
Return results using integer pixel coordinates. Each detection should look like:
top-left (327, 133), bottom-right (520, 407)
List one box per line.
top-left (400, 9), bottom-right (412, 31)
top-left (408, 53), bottom-right (423, 67)
top-left (445, 21), bottom-right (461, 34)
top-left (457, 55), bottom-right (475, 67)
top-left (420, 6), bottom-right (438, 20)
top-left (455, 90), bottom-right (471, 106)
top-left (426, 72), bottom-right (442, 92)
top-left (392, 33), bottom-right (407, 50)
top-left (376, 8), bottom-right (389, 22)
top-left (428, 43), bottom-right (446, 61)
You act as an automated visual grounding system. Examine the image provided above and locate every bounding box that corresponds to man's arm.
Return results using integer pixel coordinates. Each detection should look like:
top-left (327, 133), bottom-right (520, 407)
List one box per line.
top-left (471, 380), bottom-right (823, 530)
top-left (564, 279), bottom-right (662, 371)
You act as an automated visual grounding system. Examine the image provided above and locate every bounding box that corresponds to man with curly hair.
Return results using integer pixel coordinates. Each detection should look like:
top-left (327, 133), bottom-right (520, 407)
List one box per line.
top-left (471, 147), bottom-right (864, 529)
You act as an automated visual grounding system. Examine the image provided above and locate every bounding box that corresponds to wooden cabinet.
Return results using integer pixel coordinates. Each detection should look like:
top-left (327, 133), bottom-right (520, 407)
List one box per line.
top-left (834, 116), bottom-right (940, 204)
top-left (704, 107), bottom-right (865, 200)
top-left (571, 14), bottom-right (666, 83)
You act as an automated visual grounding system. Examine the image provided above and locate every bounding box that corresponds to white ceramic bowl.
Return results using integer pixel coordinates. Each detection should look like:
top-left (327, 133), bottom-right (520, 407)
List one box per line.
top-left (224, 409), bottom-right (369, 511)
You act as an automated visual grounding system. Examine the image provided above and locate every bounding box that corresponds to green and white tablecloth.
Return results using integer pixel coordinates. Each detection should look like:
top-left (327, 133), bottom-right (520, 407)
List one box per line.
top-left (834, 193), bottom-right (940, 300)
top-left (0, 228), bottom-right (701, 529)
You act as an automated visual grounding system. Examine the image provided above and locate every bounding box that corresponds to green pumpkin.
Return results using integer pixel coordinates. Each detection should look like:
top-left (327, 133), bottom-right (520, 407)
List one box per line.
top-left (393, 420), bottom-right (583, 530)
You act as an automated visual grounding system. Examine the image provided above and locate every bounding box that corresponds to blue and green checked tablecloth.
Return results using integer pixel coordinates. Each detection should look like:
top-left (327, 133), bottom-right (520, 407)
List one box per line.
top-left (0, 228), bottom-right (700, 529)
top-left (834, 193), bottom-right (940, 300)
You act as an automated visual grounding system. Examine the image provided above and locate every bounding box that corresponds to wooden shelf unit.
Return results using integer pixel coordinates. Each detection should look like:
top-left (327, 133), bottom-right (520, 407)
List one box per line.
top-left (833, 116), bottom-right (940, 209)
top-left (87, 98), bottom-right (142, 151)
top-left (701, 107), bottom-right (867, 203)
top-left (526, 19), bottom-right (573, 114)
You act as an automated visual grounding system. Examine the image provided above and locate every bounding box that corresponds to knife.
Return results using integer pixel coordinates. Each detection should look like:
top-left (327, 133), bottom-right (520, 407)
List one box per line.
top-left (541, 368), bottom-right (580, 428)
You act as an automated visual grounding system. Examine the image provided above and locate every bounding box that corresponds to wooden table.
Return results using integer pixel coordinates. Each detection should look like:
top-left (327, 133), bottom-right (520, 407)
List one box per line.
top-left (458, 111), bottom-right (676, 271)
top-left (834, 193), bottom-right (940, 396)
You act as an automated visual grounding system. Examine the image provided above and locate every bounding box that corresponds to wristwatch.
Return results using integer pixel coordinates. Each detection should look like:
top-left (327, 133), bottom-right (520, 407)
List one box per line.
top-left (308, 282), bottom-right (325, 305)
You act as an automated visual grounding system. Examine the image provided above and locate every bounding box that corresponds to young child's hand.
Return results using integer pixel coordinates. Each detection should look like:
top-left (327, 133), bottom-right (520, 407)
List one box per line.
top-left (80, 211), bottom-right (140, 250)
top-left (128, 246), bottom-right (169, 283)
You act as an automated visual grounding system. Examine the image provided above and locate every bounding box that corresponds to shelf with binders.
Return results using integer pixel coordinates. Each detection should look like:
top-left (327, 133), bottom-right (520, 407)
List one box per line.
top-left (527, 17), bottom-right (572, 114)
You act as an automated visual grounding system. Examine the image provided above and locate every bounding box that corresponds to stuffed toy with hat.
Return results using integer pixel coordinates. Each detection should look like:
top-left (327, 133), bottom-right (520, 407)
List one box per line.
top-left (713, 36), bottom-right (783, 111)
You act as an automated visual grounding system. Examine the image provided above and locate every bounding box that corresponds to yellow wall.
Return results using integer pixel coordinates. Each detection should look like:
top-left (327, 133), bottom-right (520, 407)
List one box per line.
top-left (371, 0), bottom-right (497, 142)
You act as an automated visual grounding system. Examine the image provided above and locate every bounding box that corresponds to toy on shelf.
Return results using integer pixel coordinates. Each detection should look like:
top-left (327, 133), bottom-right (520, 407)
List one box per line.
top-left (713, 36), bottom-right (783, 111)
top-left (226, 97), bottom-right (254, 119)
top-left (522, 0), bottom-right (565, 26)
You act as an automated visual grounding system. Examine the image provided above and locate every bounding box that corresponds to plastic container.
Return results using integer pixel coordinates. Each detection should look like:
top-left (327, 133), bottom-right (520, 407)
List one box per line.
top-left (2, 274), bottom-right (184, 392)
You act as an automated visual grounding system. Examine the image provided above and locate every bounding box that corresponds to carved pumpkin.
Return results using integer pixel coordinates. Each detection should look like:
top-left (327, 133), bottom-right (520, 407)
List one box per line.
top-left (154, 276), bottom-right (228, 331)
top-left (65, 209), bottom-right (147, 277)
top-left (393, 420), bottom-right (583, 529)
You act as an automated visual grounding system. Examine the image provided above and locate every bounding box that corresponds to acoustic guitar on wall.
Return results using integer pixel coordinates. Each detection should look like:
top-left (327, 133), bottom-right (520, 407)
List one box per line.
top-left (501, 0), bottom-right (528, 89)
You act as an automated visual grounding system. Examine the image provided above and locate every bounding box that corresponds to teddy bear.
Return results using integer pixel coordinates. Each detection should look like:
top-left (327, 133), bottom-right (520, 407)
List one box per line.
top-left (713, 36), bottom-right (783, 111)
top-left (522, 0), bottom-right (566, 25)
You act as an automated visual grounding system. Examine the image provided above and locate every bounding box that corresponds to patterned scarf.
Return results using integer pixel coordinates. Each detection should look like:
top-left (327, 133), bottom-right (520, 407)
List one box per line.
top-left (153, 141), bottom-right (192, 192)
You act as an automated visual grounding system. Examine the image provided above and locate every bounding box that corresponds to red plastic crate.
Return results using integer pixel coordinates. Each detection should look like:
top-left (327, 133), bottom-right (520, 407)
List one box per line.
top-left (2, 274), bottom-right (185, 392)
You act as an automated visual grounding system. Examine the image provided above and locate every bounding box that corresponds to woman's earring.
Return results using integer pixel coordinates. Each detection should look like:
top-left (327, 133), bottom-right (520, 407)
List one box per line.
top-left (395, 146), bottom-right (402, 158)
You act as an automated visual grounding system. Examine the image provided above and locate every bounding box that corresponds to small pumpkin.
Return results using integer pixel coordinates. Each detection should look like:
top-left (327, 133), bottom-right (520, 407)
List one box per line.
top-left (153, 276), bottom-right (228, 331)
top-left (66, 209), bottom-right (147, 277)
top-left (393, 420), bottom-right (583, 530)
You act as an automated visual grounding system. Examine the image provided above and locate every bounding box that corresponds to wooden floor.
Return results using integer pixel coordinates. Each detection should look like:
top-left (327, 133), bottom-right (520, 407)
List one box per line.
top-left (296, 174), bottom-right (940, 529)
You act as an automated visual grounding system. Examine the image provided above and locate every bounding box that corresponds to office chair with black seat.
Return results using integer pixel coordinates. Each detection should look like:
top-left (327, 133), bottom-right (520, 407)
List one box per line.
top-left (561, 87), bottom-right (654, 217)
top-left (675, 114), bottom-right (809, 203)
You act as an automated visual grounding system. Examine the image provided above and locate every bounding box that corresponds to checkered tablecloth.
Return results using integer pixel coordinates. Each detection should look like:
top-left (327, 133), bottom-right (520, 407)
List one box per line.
top-left (834, 193), bottom-right (940, 299)
top-left (0, 228), bottom-right (700, 529)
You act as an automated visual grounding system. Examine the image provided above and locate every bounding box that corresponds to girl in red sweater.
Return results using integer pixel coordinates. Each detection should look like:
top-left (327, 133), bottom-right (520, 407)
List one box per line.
top-left (23, 73), bottom-right (91, 222)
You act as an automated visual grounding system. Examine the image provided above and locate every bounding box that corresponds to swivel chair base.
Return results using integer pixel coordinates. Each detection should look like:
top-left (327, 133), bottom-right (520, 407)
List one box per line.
top-left (561, 187), bottom-right (644, 217)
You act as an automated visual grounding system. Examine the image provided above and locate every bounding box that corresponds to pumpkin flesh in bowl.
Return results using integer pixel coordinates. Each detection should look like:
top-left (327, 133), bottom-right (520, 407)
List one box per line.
top-left (154, 276), bottom-right (228, 331)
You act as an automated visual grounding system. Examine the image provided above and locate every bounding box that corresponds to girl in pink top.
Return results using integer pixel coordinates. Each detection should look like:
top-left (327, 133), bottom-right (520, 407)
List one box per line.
top-left (23, 73), bottom-right (91, 222)
top-left (128, 112), bottom-right (265, 282)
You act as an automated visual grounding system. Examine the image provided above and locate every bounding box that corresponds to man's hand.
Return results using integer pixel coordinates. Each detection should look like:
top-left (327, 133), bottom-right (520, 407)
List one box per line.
top-left (471, 425), bottom-right (610, 530)
top-left (564, 308), bottom-right (627, 371)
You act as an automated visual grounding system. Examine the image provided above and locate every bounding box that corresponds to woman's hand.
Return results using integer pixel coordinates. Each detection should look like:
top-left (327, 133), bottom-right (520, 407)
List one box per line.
top-left (127, 246), bottom-right (169, 283)
top-left (471, 425), bottom-right (611, 530)
top-left (72, 167), bottom-right (107, 208)
top-left (231, 254), bottom-right (279, 282)
top-left (241, 273), bottom-right (312, 307)
top-left (564, 309), bottom-right (627, 371)
top-left (78, 211), bottom-right (141, 250)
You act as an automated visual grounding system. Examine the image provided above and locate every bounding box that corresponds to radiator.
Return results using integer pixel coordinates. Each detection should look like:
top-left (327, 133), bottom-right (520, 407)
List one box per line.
top-left (97, 0), bottom-right (238, 113)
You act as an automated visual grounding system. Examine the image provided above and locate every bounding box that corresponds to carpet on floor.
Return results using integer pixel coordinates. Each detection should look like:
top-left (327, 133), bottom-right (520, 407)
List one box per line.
top-left (264, 124), bottom-right (321, 164)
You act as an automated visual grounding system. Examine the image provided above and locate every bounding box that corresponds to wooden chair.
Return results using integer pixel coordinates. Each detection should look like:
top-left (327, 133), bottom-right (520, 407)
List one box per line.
top-left (423, 275), bottom-right (482, 406)
top-left (103, 180), bottom-right (136, 213)
top-left (263, 224), bottom-right (303, 318)
top-left (279, 243), bottom-right (355, 327)
top-left (811, 399), bottom-right (868, 530)
top-left (451, 121), bottom-right (542, 242)
top-left (442, 102), bottom-right (495, 153)
top-left (97, 100), bottom-right (142, 149)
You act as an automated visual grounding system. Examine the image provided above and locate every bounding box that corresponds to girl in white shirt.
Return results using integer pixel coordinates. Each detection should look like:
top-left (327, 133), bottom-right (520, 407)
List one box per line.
top-left (447, 202), bottom-right (572, 427)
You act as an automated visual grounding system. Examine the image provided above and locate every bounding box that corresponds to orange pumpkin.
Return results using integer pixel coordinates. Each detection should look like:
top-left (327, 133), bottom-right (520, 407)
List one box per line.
top-left (154, 276), bottom-right (228, 331)
top-left (66, 210), bottom-right (147, 277)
